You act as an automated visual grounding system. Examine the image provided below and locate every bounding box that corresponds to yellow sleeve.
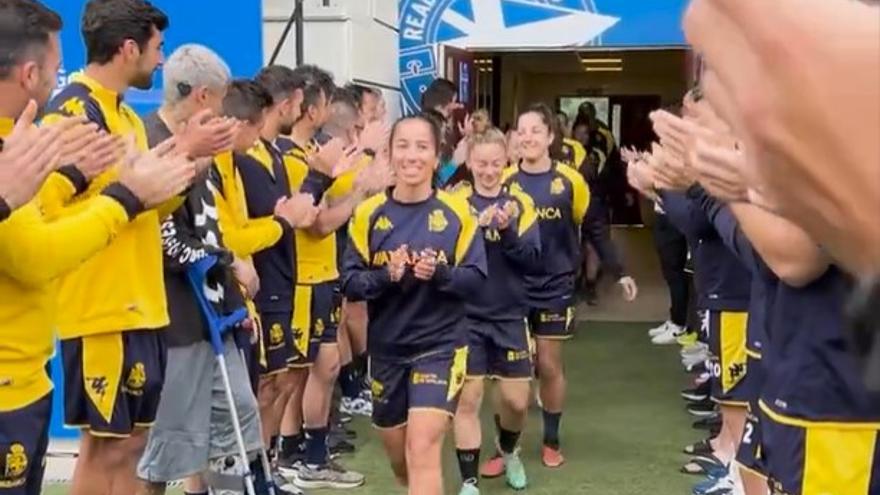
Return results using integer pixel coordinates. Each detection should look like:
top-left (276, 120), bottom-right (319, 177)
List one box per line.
top-left (285, 155), bottom-right (310, 192)
top-left (216, 192), bottom-right (283, 258)
top-left (510, 188), bottom-right (538, 237)
top-left (37, 173), bottom-right (79, 220)
top-left (557, 164), bottom-right (590, 226)
top-left (348, 193), bottom-right (387, 263)
top-left (212, 156), bottom-right (284, 258)
top-left (501, 165), bottom-right (519, 184)
top-left (0, 197), bottom-right (130, 288)
top-left (438, 191), bottom-right (478, 265)
top-left (326, 156), bottom-right (371, 201)
top-left (574, 141), bottom-right (587, 171)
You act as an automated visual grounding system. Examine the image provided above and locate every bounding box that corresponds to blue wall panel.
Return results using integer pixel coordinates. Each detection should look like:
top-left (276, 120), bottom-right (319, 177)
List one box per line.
top-left (43, 0), bottom-right (264, 116)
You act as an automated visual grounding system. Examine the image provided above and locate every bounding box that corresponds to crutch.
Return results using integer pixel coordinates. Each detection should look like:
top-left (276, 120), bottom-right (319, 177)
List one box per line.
top-left (187, 256), bottom-right (256, 495)
top-left (237, 342), bottom-right (281, 495)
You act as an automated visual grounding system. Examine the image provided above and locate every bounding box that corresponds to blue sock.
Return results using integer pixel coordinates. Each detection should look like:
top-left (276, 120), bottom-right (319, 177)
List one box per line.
top-left (542, 409), bottom-right (561, 448)
top-left (338, 363), bottom-right (361, 400)
top-left (304, 427), bottom-right (329, 467)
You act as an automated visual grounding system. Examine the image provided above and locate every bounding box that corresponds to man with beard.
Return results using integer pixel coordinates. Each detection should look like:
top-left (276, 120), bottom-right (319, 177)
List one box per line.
top-left (41, 1), bottom-right (200, 494)
top-left (0, 1), bottom-right (195, 493)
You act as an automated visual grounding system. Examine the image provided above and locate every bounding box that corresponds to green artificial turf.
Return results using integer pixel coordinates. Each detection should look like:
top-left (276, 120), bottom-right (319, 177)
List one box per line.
top-left (43, 321), bottom-right (699, 495)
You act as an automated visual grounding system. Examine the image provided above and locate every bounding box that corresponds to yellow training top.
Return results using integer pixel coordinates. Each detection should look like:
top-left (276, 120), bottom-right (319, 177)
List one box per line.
top-left (0, 116), bottom-right (133, 411)
top-left (39, 72), bottom-right (174, 340)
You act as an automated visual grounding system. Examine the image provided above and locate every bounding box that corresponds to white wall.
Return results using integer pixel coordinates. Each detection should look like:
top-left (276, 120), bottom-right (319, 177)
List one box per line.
top-left (262, 0), bottom-right (401, 118)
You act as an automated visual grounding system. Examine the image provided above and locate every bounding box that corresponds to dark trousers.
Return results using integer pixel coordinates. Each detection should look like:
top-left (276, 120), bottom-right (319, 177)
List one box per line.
top-left (653, 213), bottom-right (690, 327)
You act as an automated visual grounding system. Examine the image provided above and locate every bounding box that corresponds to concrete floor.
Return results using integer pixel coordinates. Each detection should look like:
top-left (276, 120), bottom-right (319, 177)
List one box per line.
top-left (43, 226), bottom-right (671, 486)
top-left (579, 226), bottom-right (669, 323)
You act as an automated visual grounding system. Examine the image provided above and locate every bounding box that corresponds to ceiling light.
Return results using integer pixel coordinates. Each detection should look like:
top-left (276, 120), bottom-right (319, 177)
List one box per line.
top-left (581, 58), bottom-right (623, 64)
top-left (585, 66), bottom-right (623, 72)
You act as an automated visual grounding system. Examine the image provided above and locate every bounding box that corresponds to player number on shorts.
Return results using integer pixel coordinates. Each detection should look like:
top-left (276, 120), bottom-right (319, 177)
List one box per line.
top-left (708, 360), bottom-right (722, 379)
top-left (742, 422), bottom-right (754, 444)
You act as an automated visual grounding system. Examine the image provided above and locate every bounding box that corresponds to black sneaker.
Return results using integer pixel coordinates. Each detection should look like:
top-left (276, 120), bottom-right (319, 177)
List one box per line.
top-left (687, 400), bottom-right (717, 417)
top-left (331, 422), bottom-right (357, 441)
top-left (682, 437), bottom-right (715, 456)
top-left (692, 412), bottom-right (722, 431)
top-left (584, 284), bottom-right (599, 306)
top-left (329, 437), bottom-right (356, 456)
top-left (681, 381), bottom-right (710, 402)
top-left (277, 451), bottom-right (306, 470)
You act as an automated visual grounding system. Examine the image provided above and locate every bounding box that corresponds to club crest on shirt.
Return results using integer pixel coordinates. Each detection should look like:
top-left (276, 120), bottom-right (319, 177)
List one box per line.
top-left (269, 322), bottom-right (285, 345)
top-left (371, 379), bottom-right (384, 400)
top-left (374, 215), bottom-right (394, 231)
top-left (550, 177), bottom-right (566, 195)
top-left (123, 362), bottom-right (146, 396)
top-left (428, 209), bottom-right (448, 232)
top-left (2, 443), bottom-right (27, 483)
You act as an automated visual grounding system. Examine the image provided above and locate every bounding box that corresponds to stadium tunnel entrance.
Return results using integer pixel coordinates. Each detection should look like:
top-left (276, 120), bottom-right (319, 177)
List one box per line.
top-left (441, 46), bottom-right (695, 321)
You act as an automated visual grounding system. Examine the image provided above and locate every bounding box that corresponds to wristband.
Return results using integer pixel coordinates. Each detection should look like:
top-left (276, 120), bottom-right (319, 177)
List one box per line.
top-left (58, 165), bottom-right (89, 195)
top-left (101, 183), bottom-right (145, 220)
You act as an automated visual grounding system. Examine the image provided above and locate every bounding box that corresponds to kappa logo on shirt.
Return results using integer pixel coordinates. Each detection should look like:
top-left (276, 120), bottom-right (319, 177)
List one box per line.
top-left (729, 362), bottom-right (746, 381)
top-left (550, 177), bottom-right (566, 195)
top-left (428, 209), bottom-right (449, 232)
top-left (88, 376), bottom-right (108, 398)
top-left (374, 215), bottom-right (394, 231)
top-left (60, 97), bottom-right (86, 117)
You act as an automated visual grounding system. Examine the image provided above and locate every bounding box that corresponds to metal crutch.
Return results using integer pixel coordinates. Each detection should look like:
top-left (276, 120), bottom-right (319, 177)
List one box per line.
top-left (187, 256), bottom-right (257, 495)
top-left (237, 344), bottom-right (279, 495)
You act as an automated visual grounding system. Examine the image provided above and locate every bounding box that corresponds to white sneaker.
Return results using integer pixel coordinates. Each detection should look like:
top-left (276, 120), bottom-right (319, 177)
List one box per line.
top-left (703, 474), bottom-right (735, 495)
top-left (682, 351), bottom-right (708, 370)
top-left (651, 323), bottom-right (686, 345)
top-left (681, 342), bottom-right (709, 357)
top-left (648, 321), bottom-right (673, 338)
top-left (339, 397), bottom-right (372, 417)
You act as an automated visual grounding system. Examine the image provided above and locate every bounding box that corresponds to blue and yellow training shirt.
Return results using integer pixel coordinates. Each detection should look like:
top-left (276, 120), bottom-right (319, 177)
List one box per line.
top-left (38, 72), bottom-right (175, 339)
top-left (455, 187), bottom-right (541, 322)
top-left (342, 189), bottom-right (487, 359)
top-left (502, 162), bottom-right (590, 307)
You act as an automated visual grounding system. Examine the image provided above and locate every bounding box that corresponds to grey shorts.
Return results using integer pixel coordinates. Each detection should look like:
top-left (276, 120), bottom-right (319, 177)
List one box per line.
top-left (137, 337), bottom-right (263, 482)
